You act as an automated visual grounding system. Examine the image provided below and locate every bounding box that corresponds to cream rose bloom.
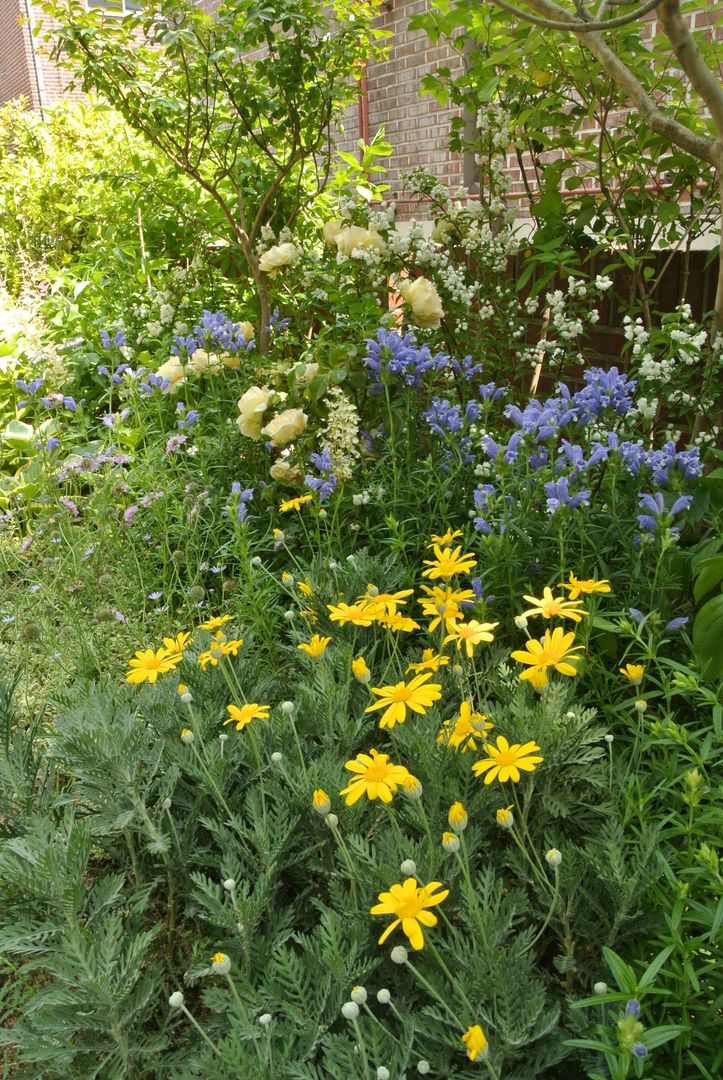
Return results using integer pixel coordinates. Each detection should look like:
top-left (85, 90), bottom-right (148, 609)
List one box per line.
top-left (322, 219), bottom-right (342, 247)
top-left (398, 276), bottom-right (444, 328)
top-left (237, 385), bottom-right (271, 440)
top-left (188, 349), bottom-right (221, 375)
top-left (262, 408), bottom-right (308, 447)
top-left (335, 225), bottom-right (386, 258)
top-left (239, 320), bottom-right (255, 343)
top-left (269, 459), bottom-right (303, 483)
top-left (221, 352), bottom-right (241, 370)
top-left (431, 218), bottom-right (455, 245)
top-left (157, 357), bottom-right (187, 394)
top-left (258, 242), bottom-right (299, 274)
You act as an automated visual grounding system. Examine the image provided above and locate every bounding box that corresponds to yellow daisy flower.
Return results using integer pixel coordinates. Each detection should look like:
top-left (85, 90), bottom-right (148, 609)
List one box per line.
top-left (357, 586), bottom-right (414, 617)
top-left (421, 544), bottom-right (477, 580)
top-left (297, 634), bottom-right (331, 658)
top-left (280, 494), bottom-right (313, 513)
top-left (519, 586), bottom-right (587, 623)
top-left (471, 736), bottom-right (543, 784)
top-left (406, 648), bottom-right (449, 674)
top-left (462, 1025), bottom-right (488, 1062)
top-left (312, 789), bottom-right (331, 815)
top-left (365, 672), bottom-right (442, 730)
top-left (298, 580), bottom-right (314, 598)
top-left (327, 601), bottom-right (375, 627)
top-left (428, 528), bottom-right (463, 546)
top-left (162, 631), bottom-right (193, 656)
top-left (510, 627), bottom-right (583, 682)
top-left (223, 703), bottom-right (270, 731)
top-left (221, 638), bottom-right (244, 657)
top-left (371, 877), bottom-right (449, 950)
top-left (437, 701), bottom-right (492, 752)
top-left (352, 655), bottom-right (371, 683)
top-left (443, 619), bottom-right (499, 658)
top-left (417, 585), bottom-right (474, 632)
top-left (198, 614), bottom-right (232, 632)
top-left (620, 663), bottom-right (645, 684)
top-left (378, 611), bottom-right (420, 633)
top-left (339, 749), bottom-right (410, 806)
top-left (562, 572), bottom-right (612, 601)
top-left (125, 647), bottom-right (181, 684)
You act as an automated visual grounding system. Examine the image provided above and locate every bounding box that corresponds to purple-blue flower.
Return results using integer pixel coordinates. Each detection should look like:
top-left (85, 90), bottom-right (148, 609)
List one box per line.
top-left (228, 483), bottom-right (254, 523)
top-left (364, 328), bottom-right (450, 389)
top-left (625, 1000), bottom-right (641, 1019)
top-left (544, 476), bottom-right (591, 514)
top-left (305, 449), bottom-right (337, 502)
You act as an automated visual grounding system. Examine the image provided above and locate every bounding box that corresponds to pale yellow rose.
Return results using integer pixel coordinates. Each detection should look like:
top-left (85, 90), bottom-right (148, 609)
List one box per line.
top-left (258, 242), bottom-right (300, 274)
top-left (188, 349), bottom-right (221, 375)
top-left (262, 407), bottom-right (308, 447)
top-left (157, 357), bottom-right (187, 394)
top-left (335, 225), bottom-right (386, 258)
top-left (322, 219), bottom-right (343, 246)
top-left (431, 218), bottom-right (454, 244)
top-left (302, 362), bottom-right (319, 383)
top-left (239, 320), bottom-right (255, 343)
top-left (221, 352), bottom-right (241, 370)
top-left (398, 276), bottom-right (444, 328)
top-left (236, 385), bottom-right (271, 440)
top-left (270, 459), bottom-right (303, 483)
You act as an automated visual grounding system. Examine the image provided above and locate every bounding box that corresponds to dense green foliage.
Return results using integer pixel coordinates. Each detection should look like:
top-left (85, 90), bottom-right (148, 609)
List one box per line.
top-left (0, 2), bottom-right (721, 1077)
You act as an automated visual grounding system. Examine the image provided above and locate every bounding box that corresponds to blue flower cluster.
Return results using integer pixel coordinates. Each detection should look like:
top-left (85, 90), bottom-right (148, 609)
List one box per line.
top-left (637, 492), bottom-right (692, 539)
top-left (268, 308), bottom-right (291, 333)
top-left (100, 330), bottom-right (126, 350)
top-left (228, 482), bottom-right (254, 524)
top-left (465, 366), bottom-right (701, 531)
top-left (172, 310), bottom-right (255, 358)
top-left (364, 329), bottom-right (450, 389)
top-left (97, 362), bottom-right (131, 385)
top-left (16, 378), bottom-right (78, 413)
top-left (305, 449), bottom-right (338, 502)
top-left (140, 372), bottom-right (170, 396)
top-left (176, 402), bottom-right (200, 429)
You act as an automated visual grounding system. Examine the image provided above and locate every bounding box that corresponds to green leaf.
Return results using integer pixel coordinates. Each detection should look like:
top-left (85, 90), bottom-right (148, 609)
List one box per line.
top-left (603, 946), bottom-right (637, 993)
top-left (693, 556), bottom-right (723, 603)
top-left (692, 594), bottom-right (723, 680)
top-left (638, 945), bottom-right (673, 988)
top-left (2, 420), bottom-right (35, 451)
top-left (640, 1024), bottom-right (688, 1049)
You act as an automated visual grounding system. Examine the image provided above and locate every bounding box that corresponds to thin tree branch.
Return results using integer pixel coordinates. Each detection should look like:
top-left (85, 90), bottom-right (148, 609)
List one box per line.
top-left (656, 0), bottom-right (723, 137)
top-left (486, 0), bottom-right (721, 166)
top-left (484, 0), bottom-right (659, 32)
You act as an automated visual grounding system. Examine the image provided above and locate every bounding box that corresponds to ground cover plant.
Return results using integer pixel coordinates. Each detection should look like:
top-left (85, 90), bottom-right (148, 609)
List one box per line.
top-left (1, 1), bottom-right (722, 1077)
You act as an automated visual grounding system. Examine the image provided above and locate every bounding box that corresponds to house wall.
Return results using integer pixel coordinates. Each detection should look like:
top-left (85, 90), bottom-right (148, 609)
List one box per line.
top-left (335, 0), bottom-right (466, 219)
top-left (0, 0), bottom-right (40, 109)
top-left (2, 0), bottom-right (721, 229)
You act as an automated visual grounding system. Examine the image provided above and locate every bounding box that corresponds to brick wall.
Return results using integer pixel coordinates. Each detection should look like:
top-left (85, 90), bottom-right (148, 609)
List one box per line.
top-left (1, 0), bottom-right (721, 228)
top-left (0, 0), bottom-right (83, 112)
top-left (0, 0), bottom-right (40, 109)
top-left (335, 0), bottom-right (466, 220)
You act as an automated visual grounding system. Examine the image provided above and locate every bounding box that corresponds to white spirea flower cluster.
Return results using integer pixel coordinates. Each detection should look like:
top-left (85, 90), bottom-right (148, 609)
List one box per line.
top-left (320, 387), bottom-right (361, 481)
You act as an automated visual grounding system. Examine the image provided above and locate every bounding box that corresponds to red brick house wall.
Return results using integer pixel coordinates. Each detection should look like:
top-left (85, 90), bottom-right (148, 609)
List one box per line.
top-left (335, 0), bottom-right (466, 219)
top-left (1, 0), bottom-right (720, 227)
top-left (0, 0), bottom-right (41, 110)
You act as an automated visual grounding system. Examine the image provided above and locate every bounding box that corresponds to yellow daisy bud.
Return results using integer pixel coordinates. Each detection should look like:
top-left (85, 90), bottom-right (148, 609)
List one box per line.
top-left (448, 801), bottom-right (468, 833)
top-left (312, 789), bottom-right (331, 815)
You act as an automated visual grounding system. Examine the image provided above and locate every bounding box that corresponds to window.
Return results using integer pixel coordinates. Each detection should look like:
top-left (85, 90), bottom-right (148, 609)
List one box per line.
top-left (87, 0), bottom-right (141, 14)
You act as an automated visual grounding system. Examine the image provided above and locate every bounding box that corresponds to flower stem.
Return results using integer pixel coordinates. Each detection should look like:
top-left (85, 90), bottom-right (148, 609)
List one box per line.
top-left (179, 1004), bottom-right (223, 1059)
